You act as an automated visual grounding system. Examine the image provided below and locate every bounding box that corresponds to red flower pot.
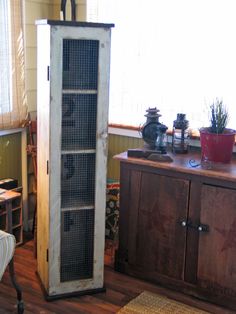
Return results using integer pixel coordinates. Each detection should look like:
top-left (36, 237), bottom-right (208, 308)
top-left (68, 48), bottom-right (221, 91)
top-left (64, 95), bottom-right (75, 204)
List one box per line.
top-left (200, 128), bottom-right (236, 163)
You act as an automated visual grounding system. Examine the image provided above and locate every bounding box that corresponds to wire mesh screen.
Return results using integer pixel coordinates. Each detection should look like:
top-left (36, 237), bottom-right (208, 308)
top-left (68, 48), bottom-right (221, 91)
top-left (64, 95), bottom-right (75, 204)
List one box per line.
top-left (61, 153), bottom-right (96, 208)
top-left (63, 39), bottom-right (99, 90)
top-left (61, 94), bottom-right (97, 150)
top-left (61, 208), bottom-right (94, 282)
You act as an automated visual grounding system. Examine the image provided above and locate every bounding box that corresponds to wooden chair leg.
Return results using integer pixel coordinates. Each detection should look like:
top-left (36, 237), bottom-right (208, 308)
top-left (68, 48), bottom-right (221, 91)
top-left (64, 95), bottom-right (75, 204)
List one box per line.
top-left (9, 258), bottom-right (24, 314)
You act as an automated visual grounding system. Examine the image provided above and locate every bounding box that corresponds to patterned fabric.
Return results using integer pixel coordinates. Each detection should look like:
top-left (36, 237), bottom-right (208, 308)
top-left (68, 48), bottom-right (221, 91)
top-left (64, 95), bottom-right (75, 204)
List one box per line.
top-left (0, 230), bottom-right (15, 280)
top-left (105, 182), bottom-right (120, 240)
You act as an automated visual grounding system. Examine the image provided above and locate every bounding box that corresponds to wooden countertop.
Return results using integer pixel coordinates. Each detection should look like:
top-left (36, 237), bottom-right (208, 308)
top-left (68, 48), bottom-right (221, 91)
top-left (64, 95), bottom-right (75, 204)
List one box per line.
top-left (114, 151), bottom-right (236, 183)
top-left (0, 190), bottom-right (21, 203)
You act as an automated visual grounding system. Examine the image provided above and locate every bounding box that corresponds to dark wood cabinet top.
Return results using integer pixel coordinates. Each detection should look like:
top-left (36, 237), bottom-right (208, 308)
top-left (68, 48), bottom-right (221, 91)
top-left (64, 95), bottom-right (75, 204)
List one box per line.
top-left (114, 151), bottom-right (236, 184)
top-left (35, 19), bottom-right (114, 28)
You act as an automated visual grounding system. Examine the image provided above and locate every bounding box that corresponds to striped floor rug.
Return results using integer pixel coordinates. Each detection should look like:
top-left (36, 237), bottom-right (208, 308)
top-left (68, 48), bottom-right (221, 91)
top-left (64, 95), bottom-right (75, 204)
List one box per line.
top-left (118, 291), bottom-right (210, 314)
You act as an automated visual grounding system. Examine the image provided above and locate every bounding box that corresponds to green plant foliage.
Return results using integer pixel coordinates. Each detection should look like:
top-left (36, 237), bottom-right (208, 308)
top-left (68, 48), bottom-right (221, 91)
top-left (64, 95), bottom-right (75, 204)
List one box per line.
top-left (209, 99), bottom-right (229, 134)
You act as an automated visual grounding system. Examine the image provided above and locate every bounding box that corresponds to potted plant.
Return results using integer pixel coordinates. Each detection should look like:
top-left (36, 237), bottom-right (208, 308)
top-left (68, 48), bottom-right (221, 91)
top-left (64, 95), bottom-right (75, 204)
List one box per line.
top-left (199, 99), bottom-right (236, 163)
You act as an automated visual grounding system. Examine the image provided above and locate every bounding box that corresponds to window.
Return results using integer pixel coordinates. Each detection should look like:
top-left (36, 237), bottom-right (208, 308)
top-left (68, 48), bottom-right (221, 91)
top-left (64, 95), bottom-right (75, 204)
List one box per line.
top-left (0, 0), bottom-right (27, 129)
top-left (87, 0), bottom-right (236, 131)
top-left (0, 0), bottom-right (11, 114)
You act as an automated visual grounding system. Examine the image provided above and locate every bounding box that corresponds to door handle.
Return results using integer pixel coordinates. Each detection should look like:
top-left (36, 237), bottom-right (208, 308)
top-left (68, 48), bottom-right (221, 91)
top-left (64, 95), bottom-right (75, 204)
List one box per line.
top-left (197, 224), bottom-right (209, 232)
top-left (179, 220), bottom-right (188, 228)
top-left (178, 220), bottom-right (209, 232)
top-left (188, 221), bottom-right (209, 233)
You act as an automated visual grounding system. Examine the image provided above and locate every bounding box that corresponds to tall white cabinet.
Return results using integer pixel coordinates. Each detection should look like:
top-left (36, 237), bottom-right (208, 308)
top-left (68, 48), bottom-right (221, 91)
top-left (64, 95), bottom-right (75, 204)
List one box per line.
top-left (36, 20), bottom-right (113, 299)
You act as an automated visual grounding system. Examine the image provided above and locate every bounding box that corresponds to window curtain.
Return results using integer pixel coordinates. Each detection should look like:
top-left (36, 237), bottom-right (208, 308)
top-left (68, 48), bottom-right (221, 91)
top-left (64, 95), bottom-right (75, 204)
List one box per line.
top-left (87, 0), bottom-right (236, 130)
top-left (0, 0), bottom-right (27, 129)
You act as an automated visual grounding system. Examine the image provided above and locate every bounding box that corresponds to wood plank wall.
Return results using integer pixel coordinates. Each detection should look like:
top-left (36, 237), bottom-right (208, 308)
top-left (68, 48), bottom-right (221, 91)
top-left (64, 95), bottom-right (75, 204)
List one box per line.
top-left (24, 0), bottom-right (87, 115)
top-left (0, 134), bottom-right (22, 184)
top-left (107, 134), bottom-right (143, 180)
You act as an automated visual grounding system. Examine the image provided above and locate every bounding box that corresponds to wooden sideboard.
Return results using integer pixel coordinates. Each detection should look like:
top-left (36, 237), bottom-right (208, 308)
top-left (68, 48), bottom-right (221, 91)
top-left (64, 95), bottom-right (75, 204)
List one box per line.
top-left (114, 151), bottom-right (236, 311)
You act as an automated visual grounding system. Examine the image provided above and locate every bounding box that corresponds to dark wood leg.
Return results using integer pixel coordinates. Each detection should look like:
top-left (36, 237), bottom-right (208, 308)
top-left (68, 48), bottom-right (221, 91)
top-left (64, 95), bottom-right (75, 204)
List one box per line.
top-left (9, 258), bottom-right (24, 314)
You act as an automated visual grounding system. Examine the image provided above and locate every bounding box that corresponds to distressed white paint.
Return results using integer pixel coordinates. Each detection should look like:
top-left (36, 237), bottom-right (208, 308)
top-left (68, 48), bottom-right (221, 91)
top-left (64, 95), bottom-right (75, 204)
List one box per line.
top-left (36, 20), bottom-right (113, 296)
top-left (21, 128), bottom-right (28, 230)
top-left (36, 23), bottom-right (51, 290)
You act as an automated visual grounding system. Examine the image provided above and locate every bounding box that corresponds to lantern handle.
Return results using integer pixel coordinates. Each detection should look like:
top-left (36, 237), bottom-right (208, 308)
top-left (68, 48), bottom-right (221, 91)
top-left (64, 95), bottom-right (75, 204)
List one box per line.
top-left (61, 0), bottom-right (76, 21)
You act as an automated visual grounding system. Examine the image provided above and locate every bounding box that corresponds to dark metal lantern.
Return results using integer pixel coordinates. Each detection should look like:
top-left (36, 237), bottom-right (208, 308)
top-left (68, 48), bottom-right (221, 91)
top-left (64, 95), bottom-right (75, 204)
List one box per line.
top-left (141, 108), bottom-right (168, 153)
top-left (172, 113), bottom-right (189, 154)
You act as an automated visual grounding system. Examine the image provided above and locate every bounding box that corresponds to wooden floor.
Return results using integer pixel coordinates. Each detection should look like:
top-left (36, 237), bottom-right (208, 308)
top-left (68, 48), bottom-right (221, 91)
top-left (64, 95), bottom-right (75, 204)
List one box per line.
top-left (0, 239), bottom-right (235, 314)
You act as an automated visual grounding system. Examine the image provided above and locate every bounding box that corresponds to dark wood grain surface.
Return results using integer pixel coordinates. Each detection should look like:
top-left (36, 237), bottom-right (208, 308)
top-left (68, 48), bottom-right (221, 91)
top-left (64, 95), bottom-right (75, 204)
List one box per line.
top-left (0, 238), bottom-right (235, 314)
top-left (130, 172), bottom-right (189, 279)
top-left (198, 185), bottom-right (236, 297)
top-left (114, 151), bottom-right (236, 183)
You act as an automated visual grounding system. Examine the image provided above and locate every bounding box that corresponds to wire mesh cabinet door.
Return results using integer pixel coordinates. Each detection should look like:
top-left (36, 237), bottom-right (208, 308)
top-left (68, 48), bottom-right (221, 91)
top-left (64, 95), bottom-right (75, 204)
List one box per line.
top-left (36, 20), bottom-right (114, 299)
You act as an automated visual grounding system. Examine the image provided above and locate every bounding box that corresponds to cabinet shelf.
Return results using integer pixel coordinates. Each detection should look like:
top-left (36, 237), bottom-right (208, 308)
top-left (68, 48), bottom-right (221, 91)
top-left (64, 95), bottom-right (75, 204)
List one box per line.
top-left (61, 192), bottom-right (95, 209)
top-left (12, 226), bottom-right (23, 246)
top-left (12, 206), bottom-right (21, 211)
top-left (61, 144), bottom-right (96, 151)
top-left (12, 223), bottom-right (22, 230)
top-left (61, 92), bottom-right (97, 151)
top-left (61, 149), bottom-right (96, 155)
top-left (61, 205), bottom-right (94, 212)
top-left (12, 197), bottom-right (21, 209)
top-left (12, 208), bottom-right (22, 227)
top-left (62, 89), bottom-right (97, 94)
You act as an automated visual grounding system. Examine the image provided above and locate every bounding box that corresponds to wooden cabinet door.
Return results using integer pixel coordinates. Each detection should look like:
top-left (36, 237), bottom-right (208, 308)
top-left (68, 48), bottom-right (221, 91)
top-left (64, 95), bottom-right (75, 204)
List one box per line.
top-left (197, 184), bottom-right (236, 299)
top-left (127, 170), bottom-right (189, 280)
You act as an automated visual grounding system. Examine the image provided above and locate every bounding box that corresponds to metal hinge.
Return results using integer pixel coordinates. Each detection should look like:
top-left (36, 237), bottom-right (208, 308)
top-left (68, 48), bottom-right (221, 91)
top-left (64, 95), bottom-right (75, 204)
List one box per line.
top-left (124, 249), bottom-right (128, 263)
top-left (47, 160), bottom-right (49, 174)
top-left (47, 66), bottom-right (50, 81)
top-left (46, 249), bottom-right (49, 262)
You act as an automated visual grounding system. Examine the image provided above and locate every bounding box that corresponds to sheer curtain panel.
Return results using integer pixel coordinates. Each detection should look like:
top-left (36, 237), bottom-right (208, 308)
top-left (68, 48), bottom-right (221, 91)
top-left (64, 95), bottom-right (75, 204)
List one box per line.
top-left (0, 0), bottom-right (27, 129)
top-left (87, 0), bottom-right (236, 131)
